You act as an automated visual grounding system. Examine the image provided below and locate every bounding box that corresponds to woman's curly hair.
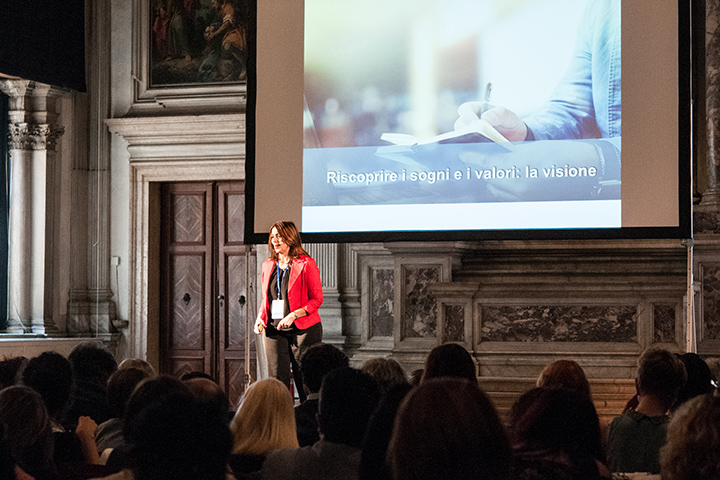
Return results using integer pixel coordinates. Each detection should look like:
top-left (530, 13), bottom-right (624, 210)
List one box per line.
top-left (660, 393), bottom-right (720, 480)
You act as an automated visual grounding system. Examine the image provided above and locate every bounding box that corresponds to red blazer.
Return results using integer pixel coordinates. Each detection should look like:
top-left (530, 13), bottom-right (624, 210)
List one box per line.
top-left (257, 255), bottom-right (323, 330)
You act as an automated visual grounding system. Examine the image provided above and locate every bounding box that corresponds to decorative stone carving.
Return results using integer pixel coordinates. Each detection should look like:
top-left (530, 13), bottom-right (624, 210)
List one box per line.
top-left (8, 122), bottom-right (65, 150)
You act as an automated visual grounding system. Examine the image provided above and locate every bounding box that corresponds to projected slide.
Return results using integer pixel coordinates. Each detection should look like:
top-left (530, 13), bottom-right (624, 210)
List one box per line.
top-left (301, 0), bottom-right (621, 232)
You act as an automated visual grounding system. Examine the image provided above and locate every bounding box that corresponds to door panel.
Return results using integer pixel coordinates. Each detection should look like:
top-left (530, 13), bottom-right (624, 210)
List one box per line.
top-left (160, 181), bottom-right (255, 409)
top-left (161, 183), bottom-right (214, 379)
top-left (217, 182), bottom-right (256, 408)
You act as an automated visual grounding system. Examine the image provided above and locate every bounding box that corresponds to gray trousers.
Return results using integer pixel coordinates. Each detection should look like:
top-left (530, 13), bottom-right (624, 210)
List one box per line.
top-left (262, 322), bottom-right (323, 403)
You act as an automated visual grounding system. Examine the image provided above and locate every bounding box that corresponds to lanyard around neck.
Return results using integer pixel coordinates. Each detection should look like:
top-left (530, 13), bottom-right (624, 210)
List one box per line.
top-left (276, 261), bottom-right (289, 299)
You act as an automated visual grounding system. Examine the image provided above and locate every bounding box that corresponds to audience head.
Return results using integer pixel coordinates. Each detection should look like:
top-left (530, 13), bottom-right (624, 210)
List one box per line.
top-left (179, 370), bottom-right (214, 382)
top-left (536, 359), bottom-right (591, 398)
top-left (68, 342), bottom-right (117, 384)
top-left (389, 378), bottom-right (510, 480)
top-left (0, 386), bottom-right (57, 480)
top-left (299, 342), bottom-right (349, 395)
top-left (421, 343), bottom-right (477, 384)
top-left (118, 358), bottom-right (155, 377)
top-left (361, 358), bottom-right (408, 394)
top-left (184, 376), bottom-right (230, 419)
top-left (636, 347), bottom-right (687, 410)
top-left (21, 351), bottom-right (73, 421)
top-left (318, 367), bottom-right (381, 448)
top-left (705, 357), bottom-right (720, 385)
top-left (408, 368), bottom-right (423, 387)
top-left (106, 367), bottom-right (152, 419)
top-left (660, 393), bottom-right (720, 480)
top-left (509, 387), bottom-right (605, 464)
top-left (360, 382), bottom-right (413, 480)
top-left (123, 375), bottom-right (231, 480)
top-left (673, 353), bottom-right (713, 410)
top-left (230, 378), bottom-right (298, 455)
top-left (0, 356), bottom-right (27, 390)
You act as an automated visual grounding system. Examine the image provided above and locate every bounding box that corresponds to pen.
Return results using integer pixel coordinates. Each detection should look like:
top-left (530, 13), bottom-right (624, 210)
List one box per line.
top-left (479, 82), bottom-right (493, 117)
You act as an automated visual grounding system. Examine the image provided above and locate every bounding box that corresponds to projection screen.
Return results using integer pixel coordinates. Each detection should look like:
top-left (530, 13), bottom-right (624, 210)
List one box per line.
top-left (245, 0), bottom-right (692, 243)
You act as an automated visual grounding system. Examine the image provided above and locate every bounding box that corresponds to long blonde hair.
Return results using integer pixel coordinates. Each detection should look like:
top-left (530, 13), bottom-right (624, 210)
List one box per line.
top-left (230, 378), bottom-right (299, 455)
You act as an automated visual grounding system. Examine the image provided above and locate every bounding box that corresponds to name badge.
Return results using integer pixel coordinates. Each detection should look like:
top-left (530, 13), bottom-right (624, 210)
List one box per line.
top-left (271, 299), bottom-right (284, 320)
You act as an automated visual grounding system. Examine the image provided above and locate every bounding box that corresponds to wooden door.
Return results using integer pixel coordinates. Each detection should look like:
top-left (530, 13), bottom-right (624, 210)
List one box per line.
top-left (160, 181), bottom-right (256, 408)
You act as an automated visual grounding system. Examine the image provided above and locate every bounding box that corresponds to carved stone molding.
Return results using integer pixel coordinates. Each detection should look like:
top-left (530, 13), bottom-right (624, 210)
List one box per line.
top-left (8, 122), bottom-right (65, 151)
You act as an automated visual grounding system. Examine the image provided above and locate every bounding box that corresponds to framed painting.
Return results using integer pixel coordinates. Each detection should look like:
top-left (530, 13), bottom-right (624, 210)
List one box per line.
top-left (133, 0), bottom-right (251, 110)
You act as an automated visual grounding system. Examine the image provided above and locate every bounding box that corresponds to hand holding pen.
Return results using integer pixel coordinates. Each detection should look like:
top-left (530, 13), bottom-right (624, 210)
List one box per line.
top-left (454, 82), bottom-right (530, 142)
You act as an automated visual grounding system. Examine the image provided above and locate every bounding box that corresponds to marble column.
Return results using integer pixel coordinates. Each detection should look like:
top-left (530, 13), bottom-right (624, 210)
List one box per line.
top-left (0, 79), bottom-right (64, 334)
top-left (702, 0), bottom-right (720, 206)
top-left (66, 0), bottom-right (118, 338)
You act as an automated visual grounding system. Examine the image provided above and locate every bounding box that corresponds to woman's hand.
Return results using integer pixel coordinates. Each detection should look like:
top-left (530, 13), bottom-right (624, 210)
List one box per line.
top-left (253, 316), bottom-right (265, 334)
top-left (276, 312), bottom-right (296, 330)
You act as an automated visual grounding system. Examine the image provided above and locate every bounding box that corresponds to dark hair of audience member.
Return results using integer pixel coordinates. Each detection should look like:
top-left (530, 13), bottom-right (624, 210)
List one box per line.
top-left (117, 358), bottom-right (155, 377)
top-left (299, 343), bottom-right (349, 394)
top-left (21, 352), bottom-right (74, 422)
top-left (0, 425), bottom-right (17, 480)
top-left (421, 343), bottom-right (477, 384)
top-left (68, 342), bottom-right (118, 384)
top-left (179, 370), bottom-right (214, 382)
top-left (66, 342), bottom-right (118, 425)
top-left (0, 356), bottom-right (27, 390)
top-left (636, 348), bottom-right (687, 410)
top-left (508, 387), bottom-right (607, 478)
top-left (536, 360), bottom-right (591, 398)
top-left (389, 378), bottom-right (510, 480)
top-left (672, 353), bottom-right (714, 410)
top-left (361, 358), bottom-right (409, 395)
top-left (660, 393), bottom-right (720, 480)
top-left (318, 367), bottom-right (381, 449)
top-left (408, 368), bottom-right (423, 387)
top-left (122, 375), bottom-right (231, 480)
top-left (184, 376), bottom-right (231, 420)
top-left (360, 382), bottom-right (413, 480)
top-left (106, 367), bottom-right (151, 419)
top-left (0, 386), bottom-right (59, 480)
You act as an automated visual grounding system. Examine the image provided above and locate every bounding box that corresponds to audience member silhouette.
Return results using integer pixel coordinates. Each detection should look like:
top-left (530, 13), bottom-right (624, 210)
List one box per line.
top-left (95, 367), bottom-right (152, 458)
top-left (183, 376), bottom-right (231, 419)
top-left (21, 352), bottom-right (73, 429)
top-left (421, 343), bottom-right (477, 384)
top-left (294, 343), bottom-right (349, 447)
top-left (361, 358), bottom-right (409, 395)
top-left (260, 367), bottom-right (381, 480)
top-left (508, 387), bottom-right (609, 480)
top-left (536, 359), bottom-right (591, 398)
top-left (672, 353), bottom-right (714, 411)
top-left (389, 378), bottom-right (510, 480)
top-left (0, 356), bottom-right (27, 390)
top-left (105, 375), bottom-right (231, 480)
top-left (116, 359), bottom-right (155, 377)
top-left (408, 368), bottom-right (423, 387)
top-left (103, 374), bottom-right (192, 475)
top-left (0, 385), bottom-right (59, 480)
top-left (228, 378), bottom-right (298, 479)
top-left (660, 393), bottom-right (720, 480)
top-left (607, 347), bottom-right (686, 474)
top-left (359, 382), bottom-right (413, 480)
top-left (20, 351), bottom-right (91, 471)
top-left (66, 343), bottom-right (118, 427)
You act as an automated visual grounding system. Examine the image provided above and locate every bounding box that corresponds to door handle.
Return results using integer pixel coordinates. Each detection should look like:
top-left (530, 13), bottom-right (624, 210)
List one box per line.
top-left (183, 293), bottom-right (191, 305)
top-left (218, 294), bottom-right (225, 308)
top-left (238, 295), bottom-right (246, 306)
